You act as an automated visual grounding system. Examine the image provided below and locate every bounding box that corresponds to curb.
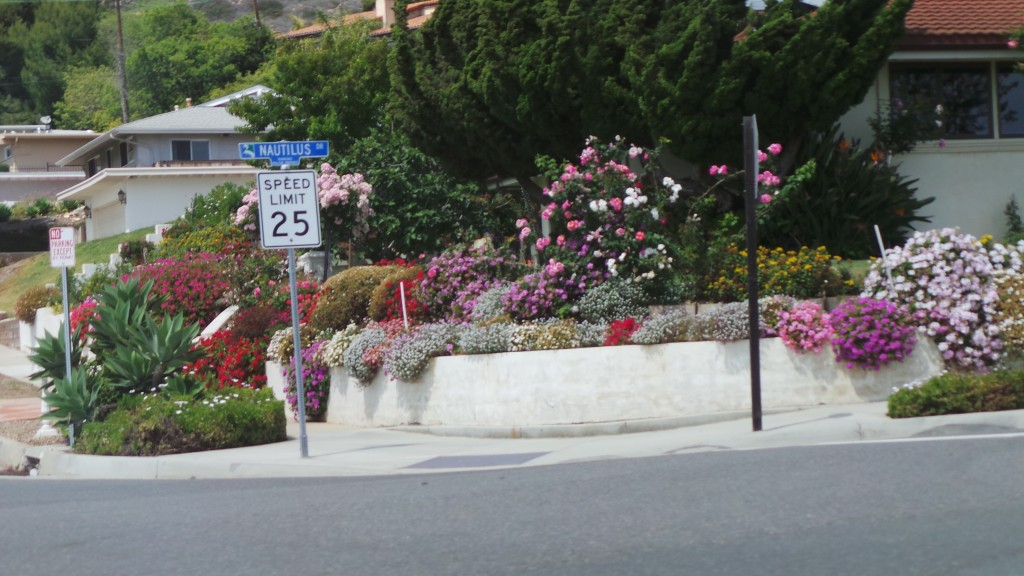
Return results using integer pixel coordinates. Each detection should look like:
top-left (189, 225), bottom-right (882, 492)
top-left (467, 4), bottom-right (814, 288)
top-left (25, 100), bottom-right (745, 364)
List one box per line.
top-left (390, 409), bottom-right (792, 439)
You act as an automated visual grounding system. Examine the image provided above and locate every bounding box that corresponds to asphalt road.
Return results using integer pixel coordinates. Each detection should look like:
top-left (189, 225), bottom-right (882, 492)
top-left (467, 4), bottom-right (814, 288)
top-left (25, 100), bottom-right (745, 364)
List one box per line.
top-left (2, 436), bottom-right (1021, 576)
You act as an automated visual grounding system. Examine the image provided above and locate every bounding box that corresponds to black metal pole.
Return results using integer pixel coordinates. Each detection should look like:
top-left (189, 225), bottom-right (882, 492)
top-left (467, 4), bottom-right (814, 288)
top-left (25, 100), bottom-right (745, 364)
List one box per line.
top-left (743, 116), bottom-right (763, 432)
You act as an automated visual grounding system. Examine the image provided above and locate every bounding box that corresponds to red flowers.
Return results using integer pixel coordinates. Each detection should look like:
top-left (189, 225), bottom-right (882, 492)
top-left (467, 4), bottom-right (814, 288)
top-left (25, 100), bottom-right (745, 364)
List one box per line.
top-left (604, 318), bottom-right (640, 346)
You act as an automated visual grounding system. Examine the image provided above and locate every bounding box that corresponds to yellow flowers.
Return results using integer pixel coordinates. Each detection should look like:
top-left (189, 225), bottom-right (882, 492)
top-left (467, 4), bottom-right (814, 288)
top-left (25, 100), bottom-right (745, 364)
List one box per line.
top-left (706, 244), bottom-right (846, 301)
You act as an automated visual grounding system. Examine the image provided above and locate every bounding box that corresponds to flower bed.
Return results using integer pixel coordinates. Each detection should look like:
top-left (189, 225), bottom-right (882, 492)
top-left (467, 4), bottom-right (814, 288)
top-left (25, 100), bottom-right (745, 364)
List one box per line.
top-left (267, 337), bottom-right (942, 428)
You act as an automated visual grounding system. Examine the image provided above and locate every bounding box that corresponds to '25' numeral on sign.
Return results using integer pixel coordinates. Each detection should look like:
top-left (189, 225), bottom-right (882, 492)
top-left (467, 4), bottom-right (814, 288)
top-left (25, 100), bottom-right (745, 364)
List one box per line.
top-left (270, 210), bottom-right (310, 237)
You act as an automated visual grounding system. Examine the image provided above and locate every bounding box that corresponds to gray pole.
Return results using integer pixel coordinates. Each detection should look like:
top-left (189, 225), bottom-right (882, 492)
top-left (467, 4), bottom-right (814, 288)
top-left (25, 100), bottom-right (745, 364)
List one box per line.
top-left (62, 267), bottom-right (72, 380)
top-left (114, 0), bottom-right (130, 123)
top-left (743, 116), bottom-right (763, 432)
top-left (288, 247), bottom-right (309, 458)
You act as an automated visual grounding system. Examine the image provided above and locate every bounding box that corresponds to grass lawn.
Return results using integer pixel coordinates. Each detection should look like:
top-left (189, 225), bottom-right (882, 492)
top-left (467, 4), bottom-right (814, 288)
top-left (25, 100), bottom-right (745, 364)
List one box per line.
top-left (0, 228), bottom-right (152, 316)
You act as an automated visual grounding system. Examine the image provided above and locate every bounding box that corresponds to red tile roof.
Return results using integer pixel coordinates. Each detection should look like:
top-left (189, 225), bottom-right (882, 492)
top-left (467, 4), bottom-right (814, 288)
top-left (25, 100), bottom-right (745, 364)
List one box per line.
top-left (899, 0), bottom-right (1024, 49)
top-left (278, 1), bottom-right (439, 40)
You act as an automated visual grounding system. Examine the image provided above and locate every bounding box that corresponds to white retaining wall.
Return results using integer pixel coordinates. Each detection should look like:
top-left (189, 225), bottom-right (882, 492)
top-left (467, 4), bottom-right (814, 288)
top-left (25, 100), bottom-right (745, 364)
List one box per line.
top-left (269, 337), bottom-right (943, 427)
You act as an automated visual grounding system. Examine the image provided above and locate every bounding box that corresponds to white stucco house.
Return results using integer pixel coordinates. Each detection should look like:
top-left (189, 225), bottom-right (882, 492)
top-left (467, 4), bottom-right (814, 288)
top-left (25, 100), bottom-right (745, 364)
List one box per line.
top-left (840, 0), bottom-right (1024, 237)
top-left (54, 85), bottom-right (271, 241)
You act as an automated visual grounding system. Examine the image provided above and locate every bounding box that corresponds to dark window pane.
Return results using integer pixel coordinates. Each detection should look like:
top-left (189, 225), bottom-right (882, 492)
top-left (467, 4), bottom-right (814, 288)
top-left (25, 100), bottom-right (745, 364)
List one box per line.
top-left (119, 142), bottom-right (129, 167)
top-left (191, 141), bottom-right (210, 161)
top-left (998, 65), bottom-right (1024, 137)
top-left (171, 140), bottom-right (191, 161)
top-left (890, 63), bottom-right (992, 139)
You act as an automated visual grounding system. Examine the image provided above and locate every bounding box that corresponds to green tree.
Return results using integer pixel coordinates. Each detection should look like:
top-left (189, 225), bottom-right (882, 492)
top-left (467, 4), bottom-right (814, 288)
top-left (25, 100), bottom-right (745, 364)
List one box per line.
top-left (230, 19), bottom-right (390, 154)
top-left (124, 5), bottom-right (273, 116)
top-left (332, 127), bottom-right (518, 260)
top-left (389, 0), bottom-right (649, 201)
top-left (9, 0), bottom-right (108, 116)
top-left (54, 65), bottom-right (121, 130)
top-left (390, 0), bottom-right (913, 188)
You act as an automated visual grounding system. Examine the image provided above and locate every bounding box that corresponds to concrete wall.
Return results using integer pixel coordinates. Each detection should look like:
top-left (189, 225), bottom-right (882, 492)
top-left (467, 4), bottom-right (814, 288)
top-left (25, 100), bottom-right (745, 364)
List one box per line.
top-left (266, 338), bottom-right (944, 428)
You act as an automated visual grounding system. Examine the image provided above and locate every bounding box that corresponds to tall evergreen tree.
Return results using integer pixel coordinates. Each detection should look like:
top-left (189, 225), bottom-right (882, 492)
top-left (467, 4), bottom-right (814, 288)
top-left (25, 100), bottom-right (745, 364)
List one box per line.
top-left (389, 0), bottom-right (913, 185)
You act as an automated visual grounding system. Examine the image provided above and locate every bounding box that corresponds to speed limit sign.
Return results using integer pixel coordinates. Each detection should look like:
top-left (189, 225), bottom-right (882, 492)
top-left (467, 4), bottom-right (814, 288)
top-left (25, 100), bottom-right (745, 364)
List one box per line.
top-left (257, 170), bottom-right (322, 249)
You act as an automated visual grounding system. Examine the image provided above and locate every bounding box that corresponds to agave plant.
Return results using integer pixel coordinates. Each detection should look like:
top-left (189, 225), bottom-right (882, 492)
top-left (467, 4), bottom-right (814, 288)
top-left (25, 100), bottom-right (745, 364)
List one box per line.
top-left (42, 366), bottom-right (102, 432)
top-left (28, 323), bottom-right (85, 393)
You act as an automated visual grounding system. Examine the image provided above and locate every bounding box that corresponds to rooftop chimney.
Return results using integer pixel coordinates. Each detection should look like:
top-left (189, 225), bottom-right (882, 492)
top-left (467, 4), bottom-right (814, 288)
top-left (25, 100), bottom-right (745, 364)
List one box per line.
top-left (376, 0), bottom-right (395, 29)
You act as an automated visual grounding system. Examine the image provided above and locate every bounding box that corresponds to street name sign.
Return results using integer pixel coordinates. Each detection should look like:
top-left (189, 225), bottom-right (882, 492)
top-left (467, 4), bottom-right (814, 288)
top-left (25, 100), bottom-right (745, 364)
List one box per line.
top-left (49, 227), bottom-right (75, 268)
top-left (257, 170), bottom-right (322, 250)
top-left (239, 140), bottom-right (330, 167)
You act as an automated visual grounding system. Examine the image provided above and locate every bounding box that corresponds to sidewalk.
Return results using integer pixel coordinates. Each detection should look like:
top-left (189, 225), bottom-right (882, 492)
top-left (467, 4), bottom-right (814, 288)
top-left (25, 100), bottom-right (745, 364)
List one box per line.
top-left (3, 344), bottom-right (1023, 480)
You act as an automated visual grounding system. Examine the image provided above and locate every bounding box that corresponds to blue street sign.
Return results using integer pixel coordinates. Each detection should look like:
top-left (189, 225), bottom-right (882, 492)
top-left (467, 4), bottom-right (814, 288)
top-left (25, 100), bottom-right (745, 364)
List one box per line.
top-left (239, 140), bottom-right (330, 167)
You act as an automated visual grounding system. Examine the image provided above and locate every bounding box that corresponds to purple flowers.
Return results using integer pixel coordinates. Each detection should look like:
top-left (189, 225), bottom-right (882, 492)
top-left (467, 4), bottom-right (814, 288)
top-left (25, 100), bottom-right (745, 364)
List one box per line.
top-left (829, 297), bottom-right (917, 370)
top-left (284, 339), bottom-right (330, 420)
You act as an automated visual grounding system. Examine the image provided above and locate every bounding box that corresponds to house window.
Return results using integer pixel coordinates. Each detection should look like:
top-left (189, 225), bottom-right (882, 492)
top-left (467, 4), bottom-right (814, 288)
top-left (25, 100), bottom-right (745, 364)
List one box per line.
top-left (170, 140), bottom-right (210, 161)
top-left (2, 146), bottom-right (10, 160)
top-left (998, 64), bottom-right (1024, 138)
top-left (889, 63), bottom-right (993, 139)
top-left (119, 141), bottom-right (130, 166)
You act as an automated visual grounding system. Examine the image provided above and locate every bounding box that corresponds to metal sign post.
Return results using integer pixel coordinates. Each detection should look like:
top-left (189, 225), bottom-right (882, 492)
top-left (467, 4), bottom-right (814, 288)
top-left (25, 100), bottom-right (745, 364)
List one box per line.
top-left (42, 227), bottom-right (75, 441)
top-left (257, 170), bottom-right (322, 458)
top-left (743, 116), bottom-right (763, 432)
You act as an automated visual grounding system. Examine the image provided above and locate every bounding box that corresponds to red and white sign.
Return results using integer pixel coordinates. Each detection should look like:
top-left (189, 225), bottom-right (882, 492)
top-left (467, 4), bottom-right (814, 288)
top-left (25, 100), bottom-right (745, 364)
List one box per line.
top-left (49, 227), bottom-right (75, 268)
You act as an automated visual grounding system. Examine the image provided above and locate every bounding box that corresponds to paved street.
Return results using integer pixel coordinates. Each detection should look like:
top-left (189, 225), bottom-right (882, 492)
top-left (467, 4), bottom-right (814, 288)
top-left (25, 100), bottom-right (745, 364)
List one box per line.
top-left (3, 436), bottom-right (1022, 576)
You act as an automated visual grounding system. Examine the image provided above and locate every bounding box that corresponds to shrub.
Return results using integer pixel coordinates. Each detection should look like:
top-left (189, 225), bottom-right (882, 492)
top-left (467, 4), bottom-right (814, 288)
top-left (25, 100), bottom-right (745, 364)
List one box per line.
top-left (706, 245), bottom-right (849, 302)
top-left (630, 310), bottom-right (690, 345)
top-left (517, 137), bottom-right (682, 300)
top-left (128, 253), bottom-right (233, 327)
top-left (888, 370), bottom-right (1024, 418)
top-left (416, 243), bottom-right (523, 321)
top-left (509, 319), bottom-right (582, 352)
top-left (157, 223), bottom-right (249, 260)
top-left (604, 318), bottom-right (640, 346)
top-left (321, 323), bottom-right (361, 366)
top-left (368, 266), bottom-right (427, 323)
top-left (284, 339), bottom-right (330, 420)
top-left (186, 330), bottom-right (268, 390)
top-left (692, 302), bottom-right (754, 342)
top-left (118, 238), bottom-right (153, 266)
top-left (862, 228), bottom-right (1020, 370)
top-left (993, 271), bottom-right (1024, 353)
top-left (575, 279), bottom-right (649, 324)
top-left (759, 295), bottom-right (795, 338)
top-left (71, 259), bottom-right (135, 304)
top-left (183, 183), bottom-right (247, 228)
top-left (77, 387), bottom-right (286, 456)
top-left (26, 198), bottom-right (55, 218)
top-left (230, 305), bottom-right (287, 341)
top-left (777, 301), bottom-right (833, 354)
top-left (310, 265), bottom-right (394, 332)
top-left (15, 284), bottom-right (60, 324)
top-left (0, 203), bottom-right (11, 222)
top-left (457, 322), bottom-right (515, 355)
top-left (469, 283), bottom-right (514, 322)
top-left (383, 322), bottom-right (462, 382)
top-left (502, 259), bottom-right (581, 321)
top-left (40, 366), bottom-right (102, 435)
top-left (265, 325), bottom-right (316, 365)
top-left (758, 127), bottom-right (934, 259)
top-left (343, 321), bottom-right (405, 383)
top-left (830, 297), bottom-right (917, 370)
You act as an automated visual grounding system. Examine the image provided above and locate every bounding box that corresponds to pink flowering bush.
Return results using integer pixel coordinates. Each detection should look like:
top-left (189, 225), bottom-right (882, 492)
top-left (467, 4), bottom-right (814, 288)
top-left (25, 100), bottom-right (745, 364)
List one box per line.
top-left (862, 228), bottom-right (1024, 370)
top-left (829, 297), bottom-right (917, 370)
top-left (777, 301), bottom-right (832, 354)
top-left (416, 244), bottom-right (524, 322)
top-left (501, 258), bottom-right (587, 321)
top-left (127, 253), bottom-right (232, 327)
top-left (516, 137), bottom-right (680, 301)
top-left (317, 163), bottom-right (374, 234)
